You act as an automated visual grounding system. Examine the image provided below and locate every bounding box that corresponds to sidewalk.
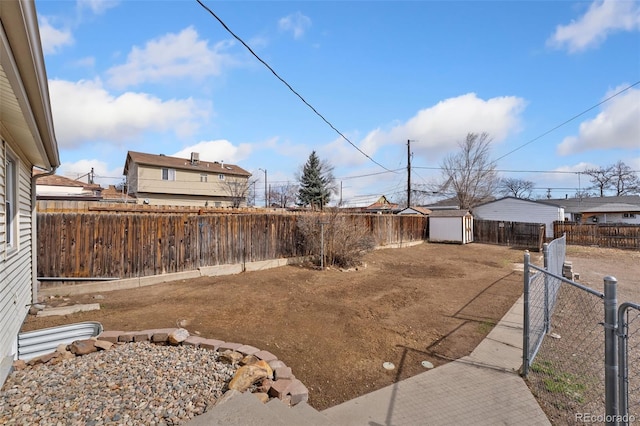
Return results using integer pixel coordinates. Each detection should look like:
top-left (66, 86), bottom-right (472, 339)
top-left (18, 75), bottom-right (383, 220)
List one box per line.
top-left (322, 295), bottom-right (551, 425)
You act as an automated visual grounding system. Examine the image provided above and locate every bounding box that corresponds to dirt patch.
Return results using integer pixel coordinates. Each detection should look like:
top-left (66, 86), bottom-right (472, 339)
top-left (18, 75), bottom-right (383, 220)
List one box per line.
top-left (23, 243), bottom-right (525, 410)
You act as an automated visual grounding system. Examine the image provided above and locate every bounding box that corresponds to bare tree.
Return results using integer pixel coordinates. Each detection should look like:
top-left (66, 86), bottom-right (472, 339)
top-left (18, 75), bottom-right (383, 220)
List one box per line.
top-left (223, 177), bottom-right (257, 208)
top-left (269, 182), bottom-right (299, 208)
top-left (440, 132), bottom-right (499, 209)
top-left (499, 178), bottom-right (534, 199)
top-left (582, 165), bottom-right (614, 197)
top-left (610, 161), bottom-right (640, 195)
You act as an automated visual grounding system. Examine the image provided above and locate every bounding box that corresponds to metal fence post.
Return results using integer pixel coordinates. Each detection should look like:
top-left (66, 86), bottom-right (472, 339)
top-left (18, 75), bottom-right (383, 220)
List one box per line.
top-left (522, 250), bottom-right (530, 377)
top-left (543, 242), bottom-right (550, 333)
top-left (604, 276), bottom-right (618, 424)
top-left (618, 304), bottom-right (629, 423)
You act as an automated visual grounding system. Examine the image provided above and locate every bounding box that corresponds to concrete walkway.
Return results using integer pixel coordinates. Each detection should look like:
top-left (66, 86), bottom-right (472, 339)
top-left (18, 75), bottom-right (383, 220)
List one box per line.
top-left (322, 295), bottom-right (551, 425)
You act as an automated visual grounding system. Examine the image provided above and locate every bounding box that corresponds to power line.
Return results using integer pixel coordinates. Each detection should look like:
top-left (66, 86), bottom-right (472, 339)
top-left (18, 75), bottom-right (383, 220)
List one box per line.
top-left (495, 80), bottom-right (640, 162)
top-left (196, 0), bottom-right (395, 173)
top-left (337, 168), bottom-right (402, 180)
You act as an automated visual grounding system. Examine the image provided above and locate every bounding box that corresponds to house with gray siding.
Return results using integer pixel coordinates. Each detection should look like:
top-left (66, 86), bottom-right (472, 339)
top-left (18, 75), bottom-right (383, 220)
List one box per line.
top-left (472, 197), bottom-right (564, 239)
top-left (0, 0), bottom-right (60, 385)
top-left (546, 196), bottom-right (640, 224)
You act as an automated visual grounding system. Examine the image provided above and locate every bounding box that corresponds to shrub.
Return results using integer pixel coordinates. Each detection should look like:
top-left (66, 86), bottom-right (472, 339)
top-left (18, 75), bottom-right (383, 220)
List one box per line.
top-left (297, 211), bottom-right (375, 268)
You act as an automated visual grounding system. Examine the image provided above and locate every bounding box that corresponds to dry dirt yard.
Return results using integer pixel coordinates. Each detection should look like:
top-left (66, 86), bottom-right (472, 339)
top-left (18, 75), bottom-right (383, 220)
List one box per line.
top-left (22, 243), bottom-right (541, 410)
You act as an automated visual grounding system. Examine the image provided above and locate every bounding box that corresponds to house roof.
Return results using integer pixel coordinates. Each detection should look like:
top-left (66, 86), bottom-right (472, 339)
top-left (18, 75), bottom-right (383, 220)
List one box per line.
top-left (36, 173), bottom-right (98, 190)
top-left (398, 206), bottom-right (432, 215)
top-left (101, 185), bottom-right (136, 200)
top-left (546, 196), bottom-right (640, 213)
top-left (365, 195), bottom-right (400, 211)
top-left (0, 0), bottom-right (59, 170)
top-left (582, 203), bottom-right (640, 214)
top-left (429, 209), bottom-right (471, 218)
top-left (124, 151), bottom-right (251, 177)
top-left (473, 196), bottom-right (562, 209)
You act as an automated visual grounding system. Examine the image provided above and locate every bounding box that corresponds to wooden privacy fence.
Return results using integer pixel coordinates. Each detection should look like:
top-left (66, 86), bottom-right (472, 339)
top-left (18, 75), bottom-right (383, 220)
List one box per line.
top-left (474, 219), bottom-right (545, 251)
top-left (554, 222), bottom-right (640, 249)
top-left (37, 212), bottom-right (427, 279)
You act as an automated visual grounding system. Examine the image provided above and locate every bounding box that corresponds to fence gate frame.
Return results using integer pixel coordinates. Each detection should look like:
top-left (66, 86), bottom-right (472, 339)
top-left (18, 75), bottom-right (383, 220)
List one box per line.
top-left (618, 302), bottom-right (640, 423)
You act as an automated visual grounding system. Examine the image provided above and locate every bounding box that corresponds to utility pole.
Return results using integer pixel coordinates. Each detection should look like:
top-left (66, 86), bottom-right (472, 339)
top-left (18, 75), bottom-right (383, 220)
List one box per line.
top-left (407, 140), bottom-right (412, 208)
top-left (259, 168), bottom-right (267, 207)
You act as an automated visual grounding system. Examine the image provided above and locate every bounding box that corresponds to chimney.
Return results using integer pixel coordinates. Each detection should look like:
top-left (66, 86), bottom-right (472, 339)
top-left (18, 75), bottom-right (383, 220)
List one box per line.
top-left (220, 160), bottom-right (224, 169)
top-left (190, 152), bottom-right (200, 165)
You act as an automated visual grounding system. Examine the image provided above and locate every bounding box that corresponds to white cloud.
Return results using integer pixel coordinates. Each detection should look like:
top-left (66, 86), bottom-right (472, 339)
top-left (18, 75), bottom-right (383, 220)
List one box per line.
top-left (351, 93), bottom-right (526, 165)
top-left (172, 140), bottom-right (253, 165)
top-left (49, 78), bottom-right (209, 148)
top-left (557, 86), bottom-right (640, 155)
top-left (278, 12), bottom-right (312, 39)
top-left (77, 0), bottom-right (119, 15)
top-left (39, 17), bottom-right (74, 55)
top-left (74, 56), bottom-right (96, 68)
top-left (548, 0), bottom-right (640, 53)
top-left (106, 27), bottom-right (238, 89)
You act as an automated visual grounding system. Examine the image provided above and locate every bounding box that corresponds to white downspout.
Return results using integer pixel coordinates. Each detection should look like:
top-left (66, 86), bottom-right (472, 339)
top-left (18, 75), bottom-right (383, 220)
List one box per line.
top-left (31, 166), bottom-right (57, 304)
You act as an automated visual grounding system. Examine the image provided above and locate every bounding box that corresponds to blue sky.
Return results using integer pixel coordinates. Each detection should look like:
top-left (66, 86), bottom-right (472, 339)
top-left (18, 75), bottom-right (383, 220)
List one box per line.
top-left (36, 0), bottom-right (639, 206)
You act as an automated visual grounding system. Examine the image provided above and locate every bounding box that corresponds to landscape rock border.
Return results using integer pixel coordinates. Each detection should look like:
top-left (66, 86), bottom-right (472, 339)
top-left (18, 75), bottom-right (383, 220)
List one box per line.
top-left (13, 327), bottom-right (309, 408)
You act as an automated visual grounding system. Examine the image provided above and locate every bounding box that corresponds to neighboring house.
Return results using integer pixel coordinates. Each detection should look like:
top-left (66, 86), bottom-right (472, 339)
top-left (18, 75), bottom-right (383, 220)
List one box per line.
top-left (365, 195), bottom-right (400, 214)
top-left (35, 173), bottom-right (102, 200)
top-left (422, 196), bottom-right (461, 211)
top-left (124, 151), bottom-right (252, 207)
top-left (1, 0), bottom-right (60, 384)
top-left (546, 196), bottom-right (640, 224)
top-left (101, 184), bottom-right (136, 203)
top-left (423, 195), bottom-right (495, 211)
top-left (472, 197), bottom-right (564, 238)
top-left (429, 210), bottom-right (473, 244)
top-left (397, 206), bottom-right (431, 216)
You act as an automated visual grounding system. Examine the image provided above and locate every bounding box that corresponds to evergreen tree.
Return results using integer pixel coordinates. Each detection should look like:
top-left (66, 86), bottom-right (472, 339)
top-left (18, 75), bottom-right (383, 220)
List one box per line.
top-left (297, 151), bottom-right (335, 210)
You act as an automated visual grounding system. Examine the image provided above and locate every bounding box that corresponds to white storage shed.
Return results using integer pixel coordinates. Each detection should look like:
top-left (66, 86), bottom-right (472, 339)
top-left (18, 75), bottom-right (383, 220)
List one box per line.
top-left (472, 197), bottom-right (564, 239)
top-left (429, 210), bottom-right (473, 244)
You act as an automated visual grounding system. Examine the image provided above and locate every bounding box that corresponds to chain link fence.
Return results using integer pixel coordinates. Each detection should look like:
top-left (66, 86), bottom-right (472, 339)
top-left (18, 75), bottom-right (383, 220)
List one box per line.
top-left (525, 277), bottom-right (605, 424)
top-left (523, 235), bottom-right (566, 372)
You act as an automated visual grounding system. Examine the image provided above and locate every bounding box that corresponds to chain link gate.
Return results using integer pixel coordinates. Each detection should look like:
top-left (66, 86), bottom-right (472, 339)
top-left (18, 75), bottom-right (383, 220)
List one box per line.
top-left (522, 234), bottom-right (639, 425)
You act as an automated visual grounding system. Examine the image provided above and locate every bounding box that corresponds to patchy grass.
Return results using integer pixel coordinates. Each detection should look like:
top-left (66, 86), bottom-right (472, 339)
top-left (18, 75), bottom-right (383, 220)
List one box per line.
top-left (531, 361), bottom-right (587, 404)
top-left (478, 320), bottom-right (496, 334)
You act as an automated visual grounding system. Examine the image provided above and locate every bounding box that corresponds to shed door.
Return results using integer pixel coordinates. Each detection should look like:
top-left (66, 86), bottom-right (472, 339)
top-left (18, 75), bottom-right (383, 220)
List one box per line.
top-left (464, 215), bottom-right (473, 244)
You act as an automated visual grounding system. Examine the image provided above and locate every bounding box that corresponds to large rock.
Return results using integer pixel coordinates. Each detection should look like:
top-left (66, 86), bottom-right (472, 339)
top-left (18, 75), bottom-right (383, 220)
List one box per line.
top-left (69, 339), bottom-right (98, 356)
top-left (94, 340), bottom-right (114, 351)
top-left (168, 328), bottom-right (190, 345)
top-left (219, 350), bottom-right (244, 365)
top-left (228, 361), bottom-right (273, 392)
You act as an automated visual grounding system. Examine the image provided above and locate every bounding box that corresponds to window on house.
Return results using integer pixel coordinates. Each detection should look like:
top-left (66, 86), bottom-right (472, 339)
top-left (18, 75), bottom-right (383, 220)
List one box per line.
top-left (5, 154), bottom-right (17, 250)
top-left (161, 168), bottom-right (176, 181)
top-left (623, 213), bottom-right (636, 219)
top-left (200, 174), bottom-right (208, 182)
top-left (218, 174), bottom-right (225, 181)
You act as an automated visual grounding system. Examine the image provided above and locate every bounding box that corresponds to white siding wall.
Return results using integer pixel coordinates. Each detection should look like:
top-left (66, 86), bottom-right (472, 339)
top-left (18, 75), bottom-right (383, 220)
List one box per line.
top-left (0, 144), bottom-right (32, 384)
top-left (473, 198), bottom-right (563, 238)
top-left (429, 217), bottom-right (463, 243)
